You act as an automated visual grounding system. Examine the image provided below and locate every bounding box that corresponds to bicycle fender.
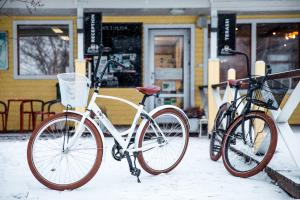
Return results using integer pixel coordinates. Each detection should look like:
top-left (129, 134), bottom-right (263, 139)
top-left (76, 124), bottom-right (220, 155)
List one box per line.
top-left (134, 105), bottom-right (190, 149)
top-left (64, 110), bottom-right (106, 153)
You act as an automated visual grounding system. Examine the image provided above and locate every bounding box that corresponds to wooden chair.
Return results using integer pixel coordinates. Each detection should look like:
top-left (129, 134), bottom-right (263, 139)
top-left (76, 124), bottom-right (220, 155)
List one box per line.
top-left (20, 100), bottom-right (44, 132)
top-left (32, 99), bottom-right (61, 129)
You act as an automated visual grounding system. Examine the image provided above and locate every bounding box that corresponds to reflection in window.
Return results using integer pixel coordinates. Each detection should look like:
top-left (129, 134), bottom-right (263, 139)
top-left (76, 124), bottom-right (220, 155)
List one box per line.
top-left (101, 23), bottom-right (142, 88)
top-left (154, 36), bottom-right (184, 108)
top-left (208, 24), bottom-right (251, 82)
top-left (257, 23), bottom-right (300, 73)
top-left (219, 24), bottom-right (251, 82)
top-left (17, 24), bottom-right (70, 76)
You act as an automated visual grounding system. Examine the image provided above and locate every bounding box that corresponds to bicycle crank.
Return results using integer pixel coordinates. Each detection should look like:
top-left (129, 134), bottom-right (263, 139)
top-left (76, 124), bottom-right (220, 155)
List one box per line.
top-left (124, 151), bottom-right (141, 183)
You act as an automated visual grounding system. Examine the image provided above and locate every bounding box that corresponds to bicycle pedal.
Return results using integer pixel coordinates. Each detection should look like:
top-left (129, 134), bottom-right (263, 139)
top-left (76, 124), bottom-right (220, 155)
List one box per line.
top-left (131, 168), bottom-right (141, 177)
top-left (130, 168), bottom-right (141, 183)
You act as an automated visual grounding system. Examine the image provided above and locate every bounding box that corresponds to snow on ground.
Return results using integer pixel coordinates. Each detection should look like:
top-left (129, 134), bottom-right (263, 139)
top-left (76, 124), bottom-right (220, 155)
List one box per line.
top-left (267, 126), bottom-right (300, 184)
top-left (0, 137), bottom-right (291, 200)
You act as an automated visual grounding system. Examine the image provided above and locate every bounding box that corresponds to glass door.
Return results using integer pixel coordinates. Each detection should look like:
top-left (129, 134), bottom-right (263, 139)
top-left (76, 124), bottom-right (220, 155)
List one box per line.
top-left (148, 29), bottom-right (190, 110)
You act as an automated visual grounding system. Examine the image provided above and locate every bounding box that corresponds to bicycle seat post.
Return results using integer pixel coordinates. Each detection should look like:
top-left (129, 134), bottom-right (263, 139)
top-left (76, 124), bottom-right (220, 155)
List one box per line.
top-left (139, 95), bottom-right (150, 106)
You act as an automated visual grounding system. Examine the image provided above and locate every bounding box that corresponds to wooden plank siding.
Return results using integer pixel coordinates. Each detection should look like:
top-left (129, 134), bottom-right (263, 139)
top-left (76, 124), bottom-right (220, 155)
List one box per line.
top-left (0, 15), bottom-right (204, 129)
top-left (0, 14), bottom-right (299, 130)
top-left (0, 16), bottom-right (76, 130)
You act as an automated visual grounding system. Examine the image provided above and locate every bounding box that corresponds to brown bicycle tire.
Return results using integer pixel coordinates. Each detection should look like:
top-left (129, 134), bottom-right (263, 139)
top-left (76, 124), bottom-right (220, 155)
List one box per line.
top-left (221, 111), bottom-right (277, 178)
top-left (210, 102), bottom-right (229, 161)
top-left (27, 112), bottom-right (103, 191)
top-left (137, 108), bottom-right (189, 175)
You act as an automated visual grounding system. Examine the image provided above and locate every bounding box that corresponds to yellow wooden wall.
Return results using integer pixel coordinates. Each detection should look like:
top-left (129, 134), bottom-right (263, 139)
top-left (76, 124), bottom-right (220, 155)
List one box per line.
top-left (0, 15), bottom-right (204, 129)
top-left (1, 14), bottom-right (299, 130)
top-left (0, 16), bottom-right (77, 130)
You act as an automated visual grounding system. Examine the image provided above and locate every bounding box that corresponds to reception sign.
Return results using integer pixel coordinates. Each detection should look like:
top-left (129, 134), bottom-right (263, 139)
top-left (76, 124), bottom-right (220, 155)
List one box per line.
top-left (84, 12), bottom-right (102, 57)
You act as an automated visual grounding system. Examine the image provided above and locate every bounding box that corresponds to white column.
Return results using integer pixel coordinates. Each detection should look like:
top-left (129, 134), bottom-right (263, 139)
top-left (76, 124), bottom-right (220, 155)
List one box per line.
top-left (77, 7), bottom-right (84, 60)
top-left (210, 9), bottom-right (218, 59)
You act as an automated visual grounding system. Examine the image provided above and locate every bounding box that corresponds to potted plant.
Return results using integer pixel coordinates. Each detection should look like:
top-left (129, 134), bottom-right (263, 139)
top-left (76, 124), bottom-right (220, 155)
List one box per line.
top-left (184, 107), bottom-right (206, 133)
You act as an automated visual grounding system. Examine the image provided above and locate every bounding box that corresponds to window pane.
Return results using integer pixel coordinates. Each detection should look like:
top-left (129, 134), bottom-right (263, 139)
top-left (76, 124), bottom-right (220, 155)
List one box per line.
top-left (219, 24), bottom-right (251, 82)
top-left (18, 24), bottom-right (70, 76)
top-left (154, 36), bottom-right (184, 108)
top-left (257, 23), bottom-right (300, 73)
top-left (101, 23), bottom-right (142, 87)
top-left (208, 24), bottom-right (251, 82)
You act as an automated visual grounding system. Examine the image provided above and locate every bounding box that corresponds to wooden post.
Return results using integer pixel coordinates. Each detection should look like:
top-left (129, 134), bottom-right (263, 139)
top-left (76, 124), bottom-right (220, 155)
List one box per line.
top-left (75, 59), bottom-right (87, 113)
top-left (227, 68), bottom-right (236, 80)
top-left (255, 61), bottom-right (266, 77)
top-left (226, 68), bottom-right (236, 102)
top-left (253, 61), bottom-right (268, 154)
top-left (207, 58), bottom-right (220, 133)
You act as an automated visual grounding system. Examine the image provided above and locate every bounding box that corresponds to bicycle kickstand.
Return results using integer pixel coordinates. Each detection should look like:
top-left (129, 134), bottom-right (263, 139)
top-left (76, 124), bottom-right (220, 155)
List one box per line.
top-left (124, 151), bottom-right (141, 183)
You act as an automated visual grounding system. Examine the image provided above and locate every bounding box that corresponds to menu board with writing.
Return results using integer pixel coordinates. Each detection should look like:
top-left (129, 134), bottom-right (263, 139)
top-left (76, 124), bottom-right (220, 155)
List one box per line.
top-left (100, 23), bottom-right (142, 87)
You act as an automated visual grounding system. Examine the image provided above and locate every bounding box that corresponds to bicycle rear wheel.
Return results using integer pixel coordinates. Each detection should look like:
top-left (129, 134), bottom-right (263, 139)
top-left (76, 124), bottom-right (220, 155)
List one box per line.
top-left (27, 112), bottom-right (103, 190)
top-left (137, 108), bottom-right (189, 175)
top-left (210, 103), bottom-right (229, 161)
top-left (221, 111), bottom-right (277, 178)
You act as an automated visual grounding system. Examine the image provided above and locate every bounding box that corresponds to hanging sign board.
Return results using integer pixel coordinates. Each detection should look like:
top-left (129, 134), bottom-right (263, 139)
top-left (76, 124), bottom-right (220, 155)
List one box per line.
top-left (218, 13), bottom-right (236, 55)
top-left (84, 12), bottom-right (102, 57)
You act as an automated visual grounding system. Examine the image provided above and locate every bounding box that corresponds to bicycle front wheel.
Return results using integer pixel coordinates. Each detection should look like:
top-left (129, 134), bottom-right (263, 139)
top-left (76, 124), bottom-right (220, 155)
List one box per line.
top-left (221, 111), bottom-right (277, 178)
top-left (210, 102), bottom-right (229, 161)
top-left (27, 112), bottom-right (103, 190)
top-left (137, 108), bottom-right (189, 175)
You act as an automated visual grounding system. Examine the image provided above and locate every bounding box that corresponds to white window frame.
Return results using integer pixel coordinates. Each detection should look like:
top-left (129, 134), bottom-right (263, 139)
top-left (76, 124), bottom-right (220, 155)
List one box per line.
top-left (13, 20), bottom-right (74, 80)
top-left (204, 18), bottom-right (300, 84)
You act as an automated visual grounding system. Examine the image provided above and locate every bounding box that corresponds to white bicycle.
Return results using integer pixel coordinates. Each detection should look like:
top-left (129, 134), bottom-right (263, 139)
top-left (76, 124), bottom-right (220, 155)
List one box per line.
top-left (27, 47), bottom-right (190, 191)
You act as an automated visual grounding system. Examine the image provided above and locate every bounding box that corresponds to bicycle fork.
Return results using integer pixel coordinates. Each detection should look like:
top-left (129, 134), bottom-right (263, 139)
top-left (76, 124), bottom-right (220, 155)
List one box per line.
top-left (64, 112), bottom-right (90, 151)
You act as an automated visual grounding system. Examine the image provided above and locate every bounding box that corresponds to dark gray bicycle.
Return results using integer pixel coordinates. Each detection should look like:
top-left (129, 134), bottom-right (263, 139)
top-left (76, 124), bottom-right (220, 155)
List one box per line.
top-left (209, 49), bottom-right (288, 177)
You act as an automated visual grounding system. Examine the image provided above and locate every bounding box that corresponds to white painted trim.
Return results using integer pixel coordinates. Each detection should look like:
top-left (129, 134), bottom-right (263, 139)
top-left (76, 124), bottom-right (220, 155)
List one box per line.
top-left (4, 0), bottom-right (210, 9)
top-left (77, 7), bottom-right (84, 60)
top-left (203, 27), bottom-right (208, 85)
top-left (236, 18), bottom-right (300, 24)
top-left (210, 9), bottom-right (218, 59)
top-left (190, 24), bottom-right (196, 107)
top-left (251, 21), bottom-right (257, 75)
top-left (212, 0), bottom-right (300, 12)
top-left (13, 20), bottom-right (74, 80)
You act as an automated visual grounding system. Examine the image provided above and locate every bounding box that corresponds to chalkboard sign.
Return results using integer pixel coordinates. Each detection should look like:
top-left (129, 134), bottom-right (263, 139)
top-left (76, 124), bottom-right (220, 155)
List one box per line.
top-left (84, 12), bottom-right (102, 57)
top-left (218, 14), bottom-right (236, 55)
top-left (99, 23), bottom-right (142, 87)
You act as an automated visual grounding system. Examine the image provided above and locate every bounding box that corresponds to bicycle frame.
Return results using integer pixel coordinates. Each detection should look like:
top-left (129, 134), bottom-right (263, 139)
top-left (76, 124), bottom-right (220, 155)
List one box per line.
top-left (65, 91), bottom-right (168, 153)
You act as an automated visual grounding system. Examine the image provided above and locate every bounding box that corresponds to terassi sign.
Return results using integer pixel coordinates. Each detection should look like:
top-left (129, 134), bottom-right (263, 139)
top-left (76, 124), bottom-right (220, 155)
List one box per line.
top-left (218, 14), bottom-right (236, 55)
top-left (84, 12), bottom-right (102, 57)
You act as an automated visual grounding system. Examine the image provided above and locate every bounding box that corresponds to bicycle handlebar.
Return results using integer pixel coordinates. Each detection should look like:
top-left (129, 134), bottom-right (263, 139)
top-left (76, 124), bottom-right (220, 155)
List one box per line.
top-left (220, 48), bottom-right (273, 92)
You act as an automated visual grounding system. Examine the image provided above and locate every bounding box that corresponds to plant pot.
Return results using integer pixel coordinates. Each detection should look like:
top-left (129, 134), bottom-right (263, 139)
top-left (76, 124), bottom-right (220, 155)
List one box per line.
top-left (189, 118), bottom-right (199, 133)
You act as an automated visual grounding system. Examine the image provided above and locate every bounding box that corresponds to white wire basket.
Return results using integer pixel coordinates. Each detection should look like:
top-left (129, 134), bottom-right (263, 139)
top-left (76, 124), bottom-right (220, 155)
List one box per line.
top-left (57, 73), bottom-right (91, 107)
